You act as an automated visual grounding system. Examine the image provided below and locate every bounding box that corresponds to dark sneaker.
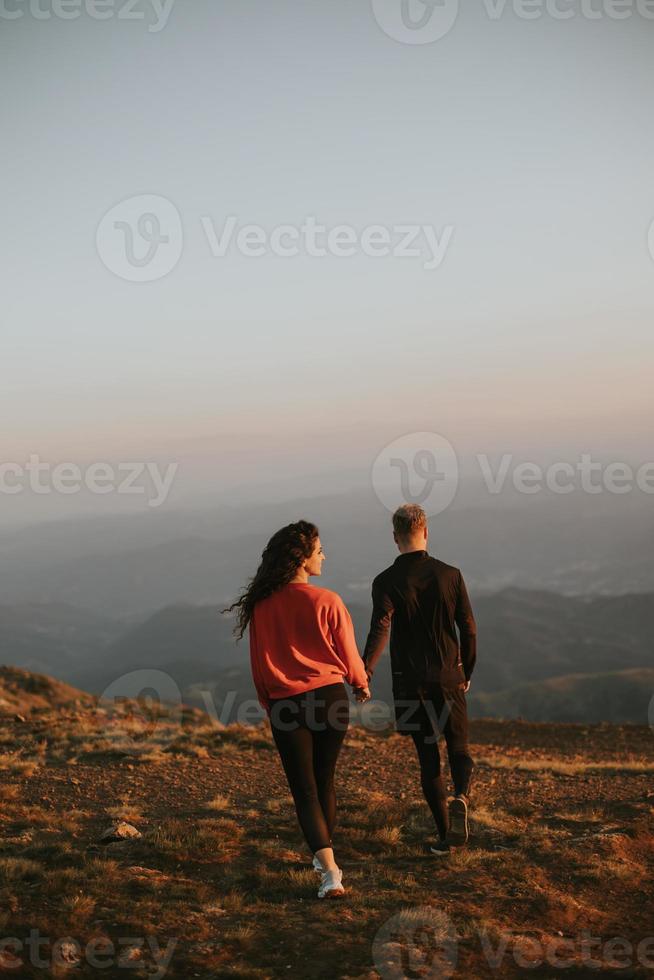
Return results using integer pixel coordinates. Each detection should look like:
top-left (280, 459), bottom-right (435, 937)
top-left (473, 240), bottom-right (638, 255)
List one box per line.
top-left (429, 839), bottom-right (451, 856)
top-left (446, 795), bottom-right (469, 846)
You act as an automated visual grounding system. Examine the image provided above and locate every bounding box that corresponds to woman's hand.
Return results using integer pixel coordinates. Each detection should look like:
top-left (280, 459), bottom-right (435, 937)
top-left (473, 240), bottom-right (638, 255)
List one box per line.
top-left (353, 685), bottom-right (371, 703)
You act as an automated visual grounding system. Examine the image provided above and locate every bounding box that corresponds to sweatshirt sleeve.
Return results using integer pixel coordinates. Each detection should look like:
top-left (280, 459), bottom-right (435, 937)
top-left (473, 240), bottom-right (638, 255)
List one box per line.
top-left (327, 596), bottom-right (369, 690)
top-left (248, 620), bottom-right (272, 714)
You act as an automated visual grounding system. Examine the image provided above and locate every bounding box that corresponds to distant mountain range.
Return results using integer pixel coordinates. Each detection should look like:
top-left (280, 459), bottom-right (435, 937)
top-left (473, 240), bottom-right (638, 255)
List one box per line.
top-left (0, 602), bottom-right (125, 679)
top-left (1, 489), bottom-right (652, 722)
top-left (1, 587), bottom-right (652, 724)
top-left (0, 489), bottom-right (653, 620)
top-left (468, 668), bottom-right (654, 724)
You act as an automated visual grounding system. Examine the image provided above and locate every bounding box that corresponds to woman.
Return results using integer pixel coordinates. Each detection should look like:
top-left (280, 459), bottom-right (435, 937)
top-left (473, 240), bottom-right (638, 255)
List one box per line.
top-left (223, 520), bottom-right (370, 899)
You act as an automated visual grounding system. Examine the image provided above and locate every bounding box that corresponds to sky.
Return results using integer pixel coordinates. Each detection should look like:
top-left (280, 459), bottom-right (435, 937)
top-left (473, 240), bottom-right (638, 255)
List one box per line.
top-left (1, 0), bottom-right (654, 526)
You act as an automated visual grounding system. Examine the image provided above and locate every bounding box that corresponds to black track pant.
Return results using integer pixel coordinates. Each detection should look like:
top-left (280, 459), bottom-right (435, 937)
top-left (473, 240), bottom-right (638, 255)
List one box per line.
top-left (409, 682), bottom-right (474, 841)
top-left (268, 682), bottom-right (349, 854)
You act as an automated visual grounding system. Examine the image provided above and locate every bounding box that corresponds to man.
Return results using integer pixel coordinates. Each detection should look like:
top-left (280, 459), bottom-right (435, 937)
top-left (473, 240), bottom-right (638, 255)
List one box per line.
top-left (362, 504), bottom-right (477, 854)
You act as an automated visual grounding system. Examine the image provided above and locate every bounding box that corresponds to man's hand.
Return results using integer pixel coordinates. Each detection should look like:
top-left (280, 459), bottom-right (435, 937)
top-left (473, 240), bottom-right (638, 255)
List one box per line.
top-left (353, 686), bottom-right (371, 703)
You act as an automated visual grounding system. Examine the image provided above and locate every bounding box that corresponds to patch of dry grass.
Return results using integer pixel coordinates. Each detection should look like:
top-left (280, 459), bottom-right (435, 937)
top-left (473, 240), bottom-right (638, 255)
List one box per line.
top-left (0, 752), bottom-right (40, 776)
top-left (105, 804), bottom-right (145, 823)
top-left (471, 805), bottom-right (524, 836)
top-left (476, 754), bottom-right (654, 775)
top-left (59, 892), bottom-right (96, 925)
top-left (286, 868), bottom-right (315, 889)
top-left (0, 856), bottom-right (44, 882)
top-left (148, 817), bottom-right (244, 862)
top-left (204, 793), bottom-right (231, 812)
top-left (373, 825), bottom-right (403, 846)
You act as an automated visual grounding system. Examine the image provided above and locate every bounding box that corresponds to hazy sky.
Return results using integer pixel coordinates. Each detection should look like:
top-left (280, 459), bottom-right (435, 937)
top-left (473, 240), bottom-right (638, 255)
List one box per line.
top-left (2, 0), bottom-right (653, 524)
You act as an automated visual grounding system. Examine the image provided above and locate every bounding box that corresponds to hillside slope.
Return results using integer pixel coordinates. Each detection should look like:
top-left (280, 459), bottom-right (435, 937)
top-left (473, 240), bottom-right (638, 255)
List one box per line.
top-left (0, 669), bottom-right (651, 979)
top-left (0, 665), bottom-right (97, 715)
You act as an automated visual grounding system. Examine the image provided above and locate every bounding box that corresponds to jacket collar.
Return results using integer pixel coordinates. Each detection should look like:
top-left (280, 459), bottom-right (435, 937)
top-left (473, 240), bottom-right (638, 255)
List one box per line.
top-left (394, 549), bottom-right (429, 562)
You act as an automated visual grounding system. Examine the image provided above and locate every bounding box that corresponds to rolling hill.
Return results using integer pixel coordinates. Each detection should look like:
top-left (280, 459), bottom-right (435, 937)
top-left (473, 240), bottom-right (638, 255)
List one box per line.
top-left (468, 668), bottom-right (654, 724)
top-left (1, 587), bottom-right (652, 723)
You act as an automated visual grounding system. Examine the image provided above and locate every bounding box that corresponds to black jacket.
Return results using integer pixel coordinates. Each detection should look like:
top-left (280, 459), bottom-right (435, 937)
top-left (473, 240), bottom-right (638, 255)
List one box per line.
top-left (362, 550), bottom-right (477, 694)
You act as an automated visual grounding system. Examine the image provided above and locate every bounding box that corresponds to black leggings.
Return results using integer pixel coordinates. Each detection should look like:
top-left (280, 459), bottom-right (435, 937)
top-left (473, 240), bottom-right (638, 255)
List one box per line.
top-left (268, 682), bottom-right (349, 854)
top-left (409, 682), bottom-right (474, 840)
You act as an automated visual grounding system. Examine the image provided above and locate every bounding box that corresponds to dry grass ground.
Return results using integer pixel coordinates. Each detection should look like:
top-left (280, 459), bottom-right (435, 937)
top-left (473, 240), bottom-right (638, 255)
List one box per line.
top-left (0, 699), bottom-right (652, 979)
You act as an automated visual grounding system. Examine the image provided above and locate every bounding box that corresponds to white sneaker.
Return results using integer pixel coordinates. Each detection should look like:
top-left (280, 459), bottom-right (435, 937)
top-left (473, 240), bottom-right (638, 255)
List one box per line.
top-left (312, 854), bottom-right (324, 874)
top-left (317, 867), bottom-right (344, 899)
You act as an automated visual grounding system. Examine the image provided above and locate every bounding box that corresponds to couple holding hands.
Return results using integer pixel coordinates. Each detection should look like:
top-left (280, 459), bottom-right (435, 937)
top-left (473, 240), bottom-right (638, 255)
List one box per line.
top-left (224, 504), bottom-right (477, 899)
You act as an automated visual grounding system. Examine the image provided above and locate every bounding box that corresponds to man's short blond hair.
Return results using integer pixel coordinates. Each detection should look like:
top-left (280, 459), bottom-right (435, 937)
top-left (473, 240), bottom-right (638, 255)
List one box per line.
top-left (392, 504), bottom-right (427, 540)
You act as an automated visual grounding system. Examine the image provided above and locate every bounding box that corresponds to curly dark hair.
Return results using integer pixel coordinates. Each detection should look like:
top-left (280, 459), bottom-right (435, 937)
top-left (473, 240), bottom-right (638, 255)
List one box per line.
top-left (221, 520), bottom-right (319, 640)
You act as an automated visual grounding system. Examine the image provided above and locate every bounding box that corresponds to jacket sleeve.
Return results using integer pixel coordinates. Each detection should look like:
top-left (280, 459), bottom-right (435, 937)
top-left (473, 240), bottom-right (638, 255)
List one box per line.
top-left (327, 597), bottom-right (369, 689)
top-left (362, 575), bottom-right (394, 681)
top-left (454, 570), bottom-right (477, 681)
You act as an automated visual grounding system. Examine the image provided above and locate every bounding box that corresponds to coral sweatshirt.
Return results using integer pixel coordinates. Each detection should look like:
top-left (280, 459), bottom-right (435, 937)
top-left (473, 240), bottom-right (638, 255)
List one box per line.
top-left (248, 582), bottom-right (369, 713)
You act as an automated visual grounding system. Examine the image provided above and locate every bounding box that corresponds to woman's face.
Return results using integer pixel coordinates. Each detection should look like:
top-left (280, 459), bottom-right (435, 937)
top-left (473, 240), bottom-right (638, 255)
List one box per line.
top-left (303, 537), bottom-right (325, 577)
